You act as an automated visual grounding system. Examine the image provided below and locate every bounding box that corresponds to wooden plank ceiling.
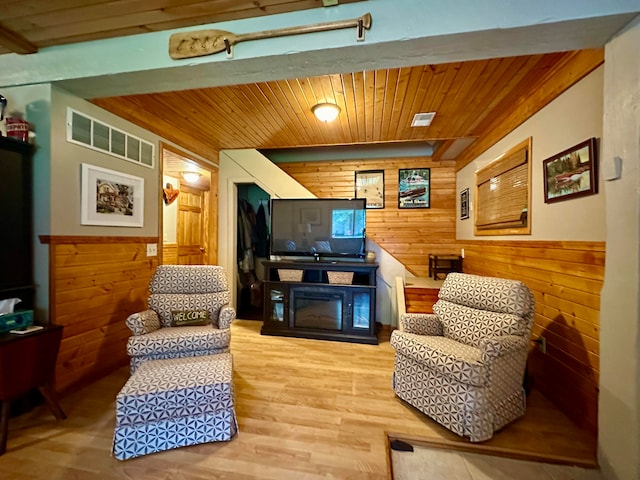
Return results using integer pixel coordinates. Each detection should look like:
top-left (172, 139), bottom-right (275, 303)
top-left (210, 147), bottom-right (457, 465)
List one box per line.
top-left (92, 50), bottom-right (601, 163)
top-left (0, 0), bottom-right (603, 166)
top-left (0, 0), bottom-right (365, 54)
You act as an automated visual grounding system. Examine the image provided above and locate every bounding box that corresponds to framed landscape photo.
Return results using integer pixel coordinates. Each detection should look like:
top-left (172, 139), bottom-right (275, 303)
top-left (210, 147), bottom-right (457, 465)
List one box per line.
top-left (460, 188), bottom-right (470, 220)
top-left (355, 170), bottom-right (385, 209)
top-left (543, 138), bottom-right (598, 203)
top-left (398, 168), bottom-right (430, 209)
top-left (81, 163), bottom-right (144, 227)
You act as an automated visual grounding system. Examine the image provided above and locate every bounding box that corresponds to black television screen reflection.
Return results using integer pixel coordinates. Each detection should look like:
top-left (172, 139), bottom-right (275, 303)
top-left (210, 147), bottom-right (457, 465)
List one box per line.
top-left (269, 198), bottom-right (366, 260)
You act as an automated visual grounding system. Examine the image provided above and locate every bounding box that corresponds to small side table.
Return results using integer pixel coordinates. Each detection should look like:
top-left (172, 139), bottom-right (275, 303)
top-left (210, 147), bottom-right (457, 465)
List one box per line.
top-left (0, 324), bottom-right (66, 455)
top-left (428, 254), bottom-right (463, 280)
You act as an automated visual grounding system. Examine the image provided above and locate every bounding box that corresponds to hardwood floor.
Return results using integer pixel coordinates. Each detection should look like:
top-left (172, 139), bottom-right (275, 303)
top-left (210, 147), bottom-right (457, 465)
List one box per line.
top-left (0, 320), bottom-right (596, 479)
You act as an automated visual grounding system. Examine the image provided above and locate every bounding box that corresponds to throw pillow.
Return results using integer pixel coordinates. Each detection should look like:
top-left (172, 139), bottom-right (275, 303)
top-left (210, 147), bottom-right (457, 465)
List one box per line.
top-left (170, 309), bottom-right (210, 327)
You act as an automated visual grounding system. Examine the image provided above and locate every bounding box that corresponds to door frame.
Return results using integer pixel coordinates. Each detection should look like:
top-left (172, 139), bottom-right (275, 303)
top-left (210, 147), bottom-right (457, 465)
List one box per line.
top-left (160, 142), bottom-right (218, 265)
top-left (224, 176), bottom-right (276, 309)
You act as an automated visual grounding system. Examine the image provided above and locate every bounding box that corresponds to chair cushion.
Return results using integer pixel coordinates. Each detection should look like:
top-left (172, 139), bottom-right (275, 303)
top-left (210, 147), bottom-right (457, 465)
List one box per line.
top-left (434, 300), bottom-right (528, 347)
top-left (149, 292), bottom-right (231, 327)
top-left (149, 265), bottom-right (229, 294)
top-left (391, 331), bottom-right (488, 387)
top-left (438, 272), bottom-right (534, 318)
top-left (126, 325), bottom-right (230, 357)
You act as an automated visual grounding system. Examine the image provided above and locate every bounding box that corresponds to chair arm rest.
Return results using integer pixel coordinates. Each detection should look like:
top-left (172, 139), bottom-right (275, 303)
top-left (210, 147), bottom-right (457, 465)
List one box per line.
top-left (126, 309), bottom-right (161, 336)
top-left (399, 313), bottom-right (443, 336)
top-left (217, 305), bottom-right (236, 330)
top-left (480, 335), bottom-right (527, 361)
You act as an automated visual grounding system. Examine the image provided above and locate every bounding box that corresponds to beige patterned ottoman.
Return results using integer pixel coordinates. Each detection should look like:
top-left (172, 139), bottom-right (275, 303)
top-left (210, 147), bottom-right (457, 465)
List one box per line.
top-left (113, 352), bottom-right (237, 460)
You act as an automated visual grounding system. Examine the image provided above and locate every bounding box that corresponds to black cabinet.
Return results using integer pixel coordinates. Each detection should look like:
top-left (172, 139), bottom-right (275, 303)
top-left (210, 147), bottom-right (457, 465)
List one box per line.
top-left (261, 260), bottom-right (378, 344)
top-left (0, 137), bottom-right (34, 311)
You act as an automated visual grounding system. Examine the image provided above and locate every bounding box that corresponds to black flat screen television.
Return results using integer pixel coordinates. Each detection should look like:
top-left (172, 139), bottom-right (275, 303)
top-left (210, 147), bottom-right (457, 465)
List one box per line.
top-left (270, 198), bottom-right (366, 260)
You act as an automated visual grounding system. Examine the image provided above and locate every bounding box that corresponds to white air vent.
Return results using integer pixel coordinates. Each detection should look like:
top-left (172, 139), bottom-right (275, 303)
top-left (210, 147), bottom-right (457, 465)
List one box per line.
top-left (411, 112), bottom-right (436, 127)
top-left (67, 108), bottom-right (155, 168)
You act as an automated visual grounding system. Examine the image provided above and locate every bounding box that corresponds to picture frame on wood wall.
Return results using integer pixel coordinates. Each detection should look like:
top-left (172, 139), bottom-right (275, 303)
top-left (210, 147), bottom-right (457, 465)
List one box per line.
top-left (398, 168), bottom-right (430, 209)
top-left (355, 169), bottom-right (385, 209)
top-left (81, 163), bottom-right (144, 227)
top-left (543, 137), bottom-right (598, 203)
top-left (460, 188), bottom-right (470, 220)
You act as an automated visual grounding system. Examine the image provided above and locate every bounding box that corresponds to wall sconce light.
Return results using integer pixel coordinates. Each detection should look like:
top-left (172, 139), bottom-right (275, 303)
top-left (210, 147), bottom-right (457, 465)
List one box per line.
top-left (181, 171), bottom-right (201, 183)
top-left (312, 102), bottom-right (341, 122)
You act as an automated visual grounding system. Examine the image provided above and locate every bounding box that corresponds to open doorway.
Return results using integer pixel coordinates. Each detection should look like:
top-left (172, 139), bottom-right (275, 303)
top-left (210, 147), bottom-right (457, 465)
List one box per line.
top-left (161, 144), bottom-right (218, 265)
top-left (236, 183), bottom-right (270, 320)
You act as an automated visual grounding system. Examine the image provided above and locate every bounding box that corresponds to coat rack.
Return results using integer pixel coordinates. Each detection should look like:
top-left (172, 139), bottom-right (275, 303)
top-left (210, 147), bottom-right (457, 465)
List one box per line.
top-left (169, 13), bottom-right (372, 60)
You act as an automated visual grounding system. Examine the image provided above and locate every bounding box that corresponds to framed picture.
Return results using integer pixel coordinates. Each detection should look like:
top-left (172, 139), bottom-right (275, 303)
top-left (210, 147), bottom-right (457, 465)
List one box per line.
top-left (460, 188), bottom-right (470, 220)
top-left (543, 138), bottom-right (598, 203)
top-left (355, 170), bottom-right (385, 209)
top-left (81, 163), bottom-right (144, 227)
top-left (300, 207), bottom-right (321, 225)
top-left (398, 168), bottom-right (430, 209)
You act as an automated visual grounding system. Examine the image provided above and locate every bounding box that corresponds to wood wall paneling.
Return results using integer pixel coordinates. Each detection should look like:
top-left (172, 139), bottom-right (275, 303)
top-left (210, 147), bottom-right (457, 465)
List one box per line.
top-left (162, 243), bottom-right (178, 264)
top-left (41, 236), bottom-right (158, 393)
top-left (280, 157), bottom-right (458, 277)
top-left (458, 240), bottom-right (604, 432)
top-left (405, 287), bottom-right (439, 314)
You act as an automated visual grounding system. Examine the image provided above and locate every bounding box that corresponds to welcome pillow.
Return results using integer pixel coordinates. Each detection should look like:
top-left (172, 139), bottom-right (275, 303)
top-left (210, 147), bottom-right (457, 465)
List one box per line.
top-left (171, 309), bottom-right (210, 327)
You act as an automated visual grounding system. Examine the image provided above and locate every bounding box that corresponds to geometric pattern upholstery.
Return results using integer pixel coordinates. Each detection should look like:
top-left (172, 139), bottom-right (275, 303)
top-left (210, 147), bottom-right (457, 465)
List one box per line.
top-left (434, 300), bottom-right (528, 347)
top-left (113, 353), bottom-right (237, 460)
top-left (391, 273), bottom-right (535, 442)
top-left (125, 265), bottom-right (236, 373)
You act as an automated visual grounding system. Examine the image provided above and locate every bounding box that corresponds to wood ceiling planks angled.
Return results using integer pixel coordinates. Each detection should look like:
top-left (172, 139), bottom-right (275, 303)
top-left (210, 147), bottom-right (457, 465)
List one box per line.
top-left (93, 52), bottom-right (585, 163)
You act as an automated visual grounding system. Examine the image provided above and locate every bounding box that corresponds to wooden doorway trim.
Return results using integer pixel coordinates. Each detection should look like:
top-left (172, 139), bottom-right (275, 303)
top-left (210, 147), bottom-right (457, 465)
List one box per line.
top-left (160, 142), bottom-right (219, 265)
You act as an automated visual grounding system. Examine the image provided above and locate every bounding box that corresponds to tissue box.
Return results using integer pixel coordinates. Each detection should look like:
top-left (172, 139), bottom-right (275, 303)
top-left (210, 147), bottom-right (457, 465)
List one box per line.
top-left (0, 310), bottom-right (34, 333)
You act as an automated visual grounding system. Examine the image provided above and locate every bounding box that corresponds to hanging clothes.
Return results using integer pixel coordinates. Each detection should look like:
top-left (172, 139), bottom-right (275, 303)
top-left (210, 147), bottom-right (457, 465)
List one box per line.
top-left (237, 200), bottom-right (255, 272)
top-left (254, 202), bottom-right (270, 258)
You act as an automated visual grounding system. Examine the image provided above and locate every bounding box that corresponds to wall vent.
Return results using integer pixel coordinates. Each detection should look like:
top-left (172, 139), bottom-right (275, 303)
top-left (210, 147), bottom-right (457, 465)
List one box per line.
top-left (66, 108), bottom-right (155, 168)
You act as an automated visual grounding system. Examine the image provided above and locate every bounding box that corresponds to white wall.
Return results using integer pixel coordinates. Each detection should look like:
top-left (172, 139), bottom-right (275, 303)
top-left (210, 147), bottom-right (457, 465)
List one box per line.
top-left (457, 67), bottom-right (605, 241)
top-left (599, 15), bottom-right (640, 480)
top-left (162, 174), bottom-right (178, 244)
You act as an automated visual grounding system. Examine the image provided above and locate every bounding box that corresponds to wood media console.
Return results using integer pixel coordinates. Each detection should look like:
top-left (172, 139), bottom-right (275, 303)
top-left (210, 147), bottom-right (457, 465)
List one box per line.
top-left (261, 260), bottom-right (378, 344)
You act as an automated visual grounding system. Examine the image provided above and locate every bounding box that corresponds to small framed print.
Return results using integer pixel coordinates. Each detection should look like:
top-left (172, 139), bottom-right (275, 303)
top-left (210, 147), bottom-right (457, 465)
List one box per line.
top-left (355, 170), bottom-right (385, 209)
top-left (81, 163), bottom-right (144, 227)
top-left (460, 188), bottom-right (470, 220)
top-left (543, 138), bottom-right (598, 203)
top-left (398, 168), bottom-right (430, 209)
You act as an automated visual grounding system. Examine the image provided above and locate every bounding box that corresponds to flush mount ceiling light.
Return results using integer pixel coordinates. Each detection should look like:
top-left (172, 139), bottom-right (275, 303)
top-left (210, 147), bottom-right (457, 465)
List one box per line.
top-left (411, 112), bottom-right (436, 127)
top-left (181, 171), bottom-right (201, 183)
top-left (312, 102), bottom-right (341, 122)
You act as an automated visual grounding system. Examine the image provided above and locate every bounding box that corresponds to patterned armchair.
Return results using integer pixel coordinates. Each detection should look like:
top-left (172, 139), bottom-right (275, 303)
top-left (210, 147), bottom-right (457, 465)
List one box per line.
top-left (125, 265), bottom-right (235, 373)
top-left (391, 272), bottom-right (534, 442)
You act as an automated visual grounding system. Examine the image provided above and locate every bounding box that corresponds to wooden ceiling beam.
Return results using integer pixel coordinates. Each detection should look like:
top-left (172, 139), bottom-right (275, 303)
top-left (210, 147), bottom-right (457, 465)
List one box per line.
top-left (0, 23), bottom-right (37, 54)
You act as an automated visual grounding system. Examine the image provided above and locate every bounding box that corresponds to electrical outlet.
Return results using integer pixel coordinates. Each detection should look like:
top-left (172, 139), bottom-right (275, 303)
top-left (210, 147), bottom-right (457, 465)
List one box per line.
top-left (537, 336), bottom-right (547, 354)
top-left (146, 243), bottom-right (157, 257)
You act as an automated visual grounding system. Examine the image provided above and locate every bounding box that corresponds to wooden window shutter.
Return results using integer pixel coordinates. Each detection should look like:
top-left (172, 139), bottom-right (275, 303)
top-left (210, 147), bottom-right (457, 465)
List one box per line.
top-left (475, 138), bottom-right (531, 235)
